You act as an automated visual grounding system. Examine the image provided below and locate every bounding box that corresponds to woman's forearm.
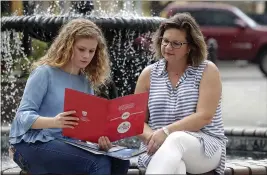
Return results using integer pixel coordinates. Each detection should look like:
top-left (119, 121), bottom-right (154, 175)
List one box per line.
top-left (167, 112), bottom-right (212, 134)
top-left (31, 116), bottom-right (55, 129)
top-left (138, 123), bottom-right (154, 143)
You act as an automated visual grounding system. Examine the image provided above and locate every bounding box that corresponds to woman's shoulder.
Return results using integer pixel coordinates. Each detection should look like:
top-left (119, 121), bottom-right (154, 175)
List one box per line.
top-left (198, 60), bottom-right (219, 75)
top-left (191, 60), bottom-right (220, 84)
top-left (142, 59), bottom-right (164, 74)
top-left (32, 65), bottom-right (64, 77)
top-left (191, 60), bottom-right (218, 73)
top-left (137, 60), bottom-right (163, 82)
top-left (30, 65), bottom-right (51, 76)
top-left (32, 64), bottom-right (53, 73)
top-left (139, 62), bottom-right (156, 78)
top-left (28, 65), bottom-right (63, 83)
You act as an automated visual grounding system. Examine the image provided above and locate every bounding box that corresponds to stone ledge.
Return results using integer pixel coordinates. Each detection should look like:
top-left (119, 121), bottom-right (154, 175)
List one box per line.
top-left (224, 127), bottom-right (267, 137)
top-left (2, 126), bottom-right (267, 137)
top-left (3, 127), bottom-right (267, 153)
top-left (2, 160), bottom-right (267, 175)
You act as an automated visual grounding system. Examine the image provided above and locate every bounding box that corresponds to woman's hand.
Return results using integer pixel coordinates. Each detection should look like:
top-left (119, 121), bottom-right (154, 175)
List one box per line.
top-left (98, 136), bottom-right (112, 151)
top-left (147, 129), bottom-right (167, 155)
top-left (53, 111), bottom-right (79, 129)
top-left (145, 132), bottom-right (153, 145)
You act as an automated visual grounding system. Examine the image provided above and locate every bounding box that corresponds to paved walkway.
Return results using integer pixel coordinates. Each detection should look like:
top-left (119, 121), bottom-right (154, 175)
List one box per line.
top-left (218, 61), bottom-right (267, 129)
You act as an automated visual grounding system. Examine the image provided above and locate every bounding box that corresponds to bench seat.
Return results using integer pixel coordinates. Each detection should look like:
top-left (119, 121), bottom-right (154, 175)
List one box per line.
top-left (2, 159), bottom-right (267, 175)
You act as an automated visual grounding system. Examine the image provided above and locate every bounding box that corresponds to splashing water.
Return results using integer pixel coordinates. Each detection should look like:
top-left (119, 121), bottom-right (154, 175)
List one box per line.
top-left (1, 31), bottom-right (32, 125)
top-left (1, 1), bottom-right (155, 125)
top-left (29, 1), bottom-right (143, 18)
top-left (90, 0), bottom-right (143, 18)
top-left (1, 2), bottom-right (156, 170)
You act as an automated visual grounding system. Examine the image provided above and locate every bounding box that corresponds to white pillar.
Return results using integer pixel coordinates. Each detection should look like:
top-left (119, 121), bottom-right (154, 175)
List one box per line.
top-left (135, 0), bottom-right (142, 16)
top-left (255, 1), bottom-right (265, 14)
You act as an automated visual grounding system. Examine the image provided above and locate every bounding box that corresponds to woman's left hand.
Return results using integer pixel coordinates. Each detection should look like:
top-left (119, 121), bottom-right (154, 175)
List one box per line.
top-left (98, 136), bottom-right (112, 151)
top-left (147, 129), bottom-right (167, 155)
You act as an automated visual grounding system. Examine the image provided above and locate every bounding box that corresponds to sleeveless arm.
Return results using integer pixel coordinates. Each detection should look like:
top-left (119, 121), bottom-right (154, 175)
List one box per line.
top-left (135, 65), bottom-right (154, 144)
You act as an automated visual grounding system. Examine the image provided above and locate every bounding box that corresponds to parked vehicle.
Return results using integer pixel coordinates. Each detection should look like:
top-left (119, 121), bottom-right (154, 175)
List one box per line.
top-left (248, 14), bottom-right (267, 26)
top-left (161, 2), bottom-right (267, 76)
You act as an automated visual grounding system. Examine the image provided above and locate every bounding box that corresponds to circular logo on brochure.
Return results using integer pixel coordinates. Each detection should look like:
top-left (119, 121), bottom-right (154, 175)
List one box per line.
top-left (117, 121), bottom-right (131, 133)
top-left (81, 110), bottom-right (89, 122)
top-left (121, 112), bottom-right (130, 120)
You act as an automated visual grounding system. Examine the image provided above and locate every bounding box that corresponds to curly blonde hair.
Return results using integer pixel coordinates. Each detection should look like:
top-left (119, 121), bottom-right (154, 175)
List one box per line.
top-left (152, 13), bottom-right (208, 67)
top-left (32, 18), bottom-right (111, 89)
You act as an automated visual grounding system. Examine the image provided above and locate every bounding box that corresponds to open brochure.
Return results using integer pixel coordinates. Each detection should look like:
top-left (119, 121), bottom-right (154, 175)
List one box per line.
top-left (62, 88), bottom-right (149, 143)
top-left (58, 138), bottom-right (146, 160)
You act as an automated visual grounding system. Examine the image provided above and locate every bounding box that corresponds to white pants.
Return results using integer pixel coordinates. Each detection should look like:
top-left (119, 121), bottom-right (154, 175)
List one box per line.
top-left (146, 131), bottom-right (222, 174)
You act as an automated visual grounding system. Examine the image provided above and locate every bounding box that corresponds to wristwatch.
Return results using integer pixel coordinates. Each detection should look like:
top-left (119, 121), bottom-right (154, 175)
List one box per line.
top-left (162, 127), bottom-right (170, 136)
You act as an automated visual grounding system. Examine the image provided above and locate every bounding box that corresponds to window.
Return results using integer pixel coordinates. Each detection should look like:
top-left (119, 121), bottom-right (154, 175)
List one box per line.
top-left (204, 10), bottom-right (237, 27)
top-left (172, 8), bottom-right (238, 27)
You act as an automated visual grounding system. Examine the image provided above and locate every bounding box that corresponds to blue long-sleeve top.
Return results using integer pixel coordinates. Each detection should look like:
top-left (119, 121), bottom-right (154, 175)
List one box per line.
top-left (9, 65), bottom-right (94, 144)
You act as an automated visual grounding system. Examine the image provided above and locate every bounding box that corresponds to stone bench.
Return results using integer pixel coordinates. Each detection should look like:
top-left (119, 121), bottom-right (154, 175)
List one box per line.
top-left (2, 127), bottom-right (267, 175)
top-left (2, 127), bottom-right (267, 152)
top-left (2, 159), bottom-right (267, 175)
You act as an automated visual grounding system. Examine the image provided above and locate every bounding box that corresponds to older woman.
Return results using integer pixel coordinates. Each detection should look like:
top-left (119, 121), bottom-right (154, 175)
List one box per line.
top-left (135, 13), bottom-right (227, 175)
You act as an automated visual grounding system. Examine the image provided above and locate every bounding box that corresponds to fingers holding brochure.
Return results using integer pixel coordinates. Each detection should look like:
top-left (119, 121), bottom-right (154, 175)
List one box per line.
top-left (98, 136), bottom-right (112, 151)
top-left (53, 111), bottom-right (79, 129)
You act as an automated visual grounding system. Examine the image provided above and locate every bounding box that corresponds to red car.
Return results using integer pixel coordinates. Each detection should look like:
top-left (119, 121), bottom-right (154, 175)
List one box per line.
top-left (162, 2), bottom-right (267, 76)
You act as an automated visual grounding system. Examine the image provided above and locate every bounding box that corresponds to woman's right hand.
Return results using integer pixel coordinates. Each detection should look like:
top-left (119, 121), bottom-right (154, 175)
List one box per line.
top-left (145, 132), bottom-right (153, 145)
top-left (53, 111), bottom-right (79, 129)
top-left (98, 136), bottom-right (112, 151)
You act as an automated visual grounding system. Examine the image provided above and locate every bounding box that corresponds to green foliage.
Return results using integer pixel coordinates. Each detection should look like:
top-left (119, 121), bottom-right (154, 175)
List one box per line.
top-left (31, 39), bottom-right (49, 60)
top-left (19, 39), bottom-right (49, 77)
top-left (1, 37), bottom-right (49, 79)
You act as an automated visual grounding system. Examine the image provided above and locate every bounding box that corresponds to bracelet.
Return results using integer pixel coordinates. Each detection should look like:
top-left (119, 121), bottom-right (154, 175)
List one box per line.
top-left (162, 127), bottom-right (170, 136)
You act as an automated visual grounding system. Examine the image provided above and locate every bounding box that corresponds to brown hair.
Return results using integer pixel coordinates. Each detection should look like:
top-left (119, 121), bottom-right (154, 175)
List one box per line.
top-left (152, 13), bottom-right (207, 66)
top-left (32, 18), bottom-right (110, 89)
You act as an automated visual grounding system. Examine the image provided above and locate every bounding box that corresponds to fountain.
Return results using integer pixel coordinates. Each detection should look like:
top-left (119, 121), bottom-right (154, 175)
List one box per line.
top-left (1, 1), bottom-right (267, 174)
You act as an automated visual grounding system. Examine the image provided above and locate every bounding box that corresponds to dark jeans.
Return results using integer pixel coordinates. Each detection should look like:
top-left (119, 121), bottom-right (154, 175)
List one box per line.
top-left (12, 140), bottom-right (130, 175)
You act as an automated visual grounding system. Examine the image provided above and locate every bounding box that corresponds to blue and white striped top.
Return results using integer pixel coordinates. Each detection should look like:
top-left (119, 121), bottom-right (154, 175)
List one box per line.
top-left (138, 59), bottom-right (228, 175)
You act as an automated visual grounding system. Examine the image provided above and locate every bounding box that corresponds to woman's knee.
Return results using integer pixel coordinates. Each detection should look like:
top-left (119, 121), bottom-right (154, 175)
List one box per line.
top-left (12, 146), bottom-right (30, 172)
top-left (12, 142), bottom-right (38, 172)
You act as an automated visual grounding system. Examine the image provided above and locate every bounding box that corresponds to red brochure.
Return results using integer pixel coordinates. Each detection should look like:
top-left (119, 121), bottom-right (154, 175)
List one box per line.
top-left (62, 88), bottom-right (148, 143)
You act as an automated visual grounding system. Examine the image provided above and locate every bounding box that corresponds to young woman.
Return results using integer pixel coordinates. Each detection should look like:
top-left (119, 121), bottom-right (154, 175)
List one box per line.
top-left (9, 18), bottom-right (130, 175)
top-left (135, 13), bottom-right (227, 175)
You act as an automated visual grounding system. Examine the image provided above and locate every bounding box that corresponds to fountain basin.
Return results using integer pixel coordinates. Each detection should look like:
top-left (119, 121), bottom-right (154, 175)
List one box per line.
top-left (1, 15), bottom-right (164, 42)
